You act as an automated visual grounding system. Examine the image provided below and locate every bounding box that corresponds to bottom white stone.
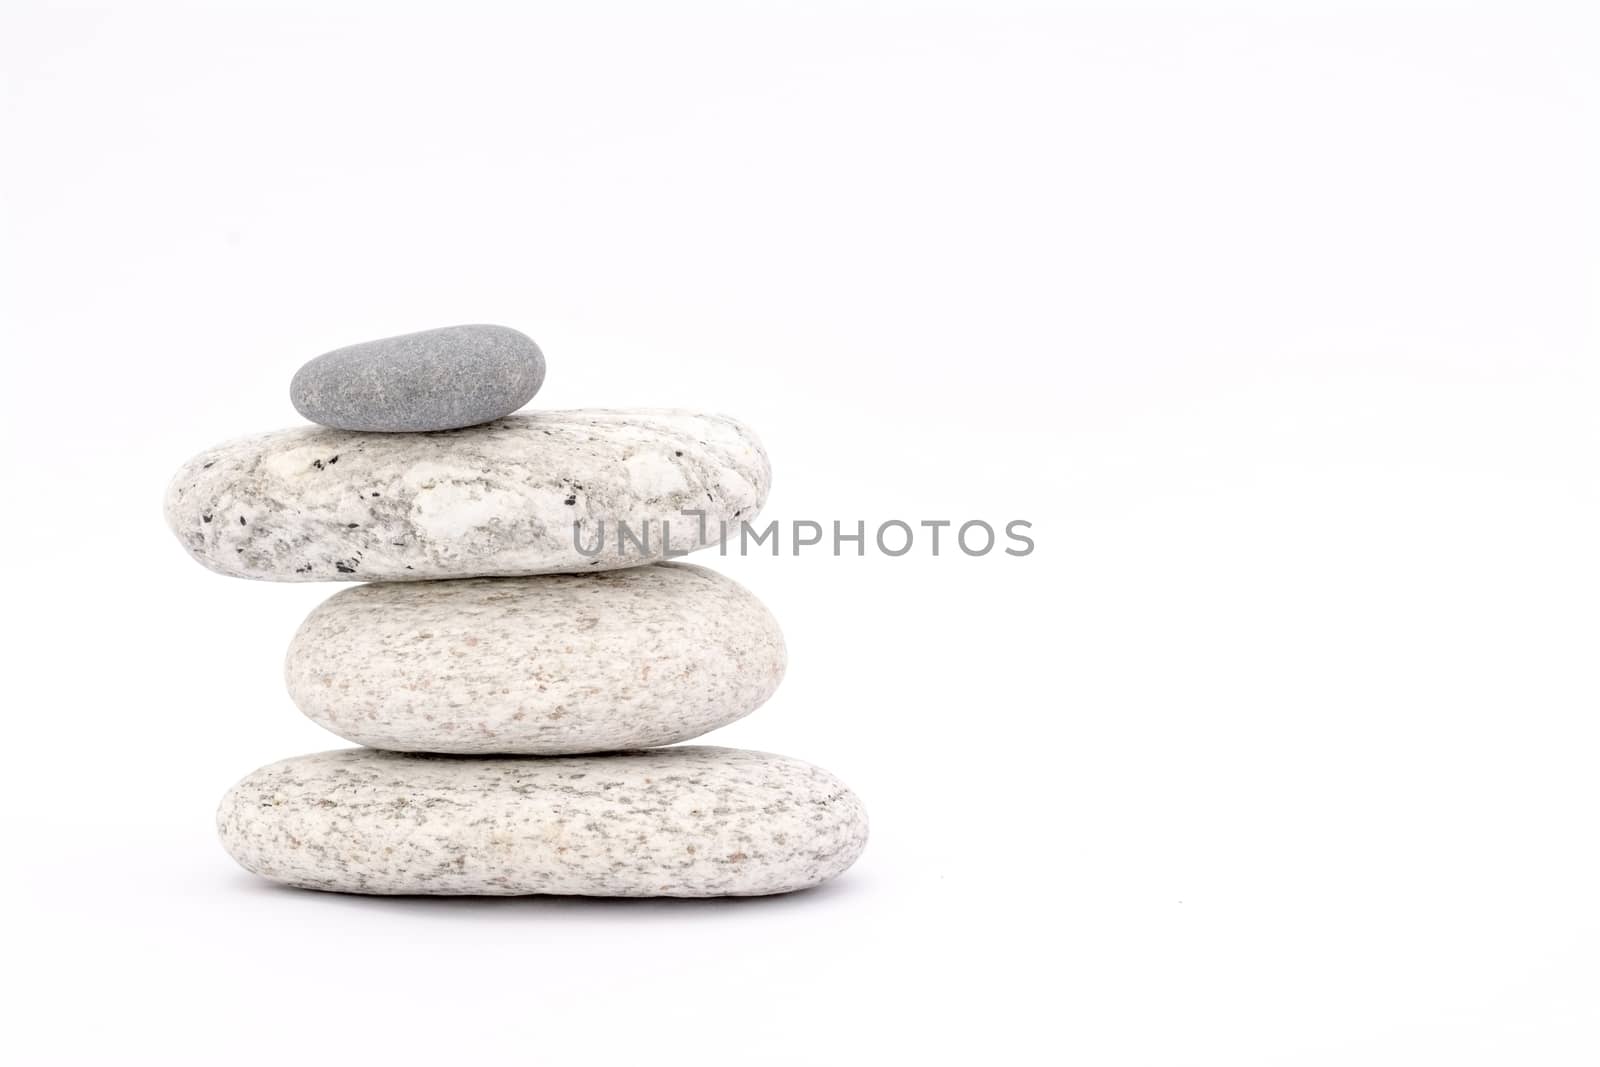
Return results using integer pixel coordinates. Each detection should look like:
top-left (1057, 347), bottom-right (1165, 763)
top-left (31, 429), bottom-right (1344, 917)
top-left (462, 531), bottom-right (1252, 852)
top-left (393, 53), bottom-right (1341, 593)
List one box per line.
top-left (217, 747), bottom-right (868, 896)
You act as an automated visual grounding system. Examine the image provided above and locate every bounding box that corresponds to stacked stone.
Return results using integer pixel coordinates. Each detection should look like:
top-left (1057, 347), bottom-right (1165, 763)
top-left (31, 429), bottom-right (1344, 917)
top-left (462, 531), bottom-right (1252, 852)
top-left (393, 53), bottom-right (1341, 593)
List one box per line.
top-left (163, 325), bottom-right (867, 897)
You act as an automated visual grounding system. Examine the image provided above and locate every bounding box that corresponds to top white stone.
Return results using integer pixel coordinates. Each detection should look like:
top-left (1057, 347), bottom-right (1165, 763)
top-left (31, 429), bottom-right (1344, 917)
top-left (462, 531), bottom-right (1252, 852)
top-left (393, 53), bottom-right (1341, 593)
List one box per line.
top-left (163, 409), bottom-right (770, 581)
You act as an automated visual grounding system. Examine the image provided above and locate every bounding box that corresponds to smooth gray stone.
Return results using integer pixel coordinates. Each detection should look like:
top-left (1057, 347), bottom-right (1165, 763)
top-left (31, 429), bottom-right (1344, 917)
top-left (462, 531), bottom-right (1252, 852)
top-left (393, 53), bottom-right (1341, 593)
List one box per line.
top-left (285, 564), bottom-right (786, 754)
top-left (217, 747), bottom-right (869, 896)
top-left (162, 410), bottom-right (769, 581)
top-left (290, 324), bottom-right (545, 432)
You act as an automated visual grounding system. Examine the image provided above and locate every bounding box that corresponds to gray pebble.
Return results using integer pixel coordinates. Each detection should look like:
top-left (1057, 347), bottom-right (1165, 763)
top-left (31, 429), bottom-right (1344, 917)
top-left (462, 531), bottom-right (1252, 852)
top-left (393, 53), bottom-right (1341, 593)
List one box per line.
top-left (217, 747), bottom-right (868, 896)
top-left (285, 564), bottom-right (786, 754)
top-left (290, 324), bottom-right (545, 432)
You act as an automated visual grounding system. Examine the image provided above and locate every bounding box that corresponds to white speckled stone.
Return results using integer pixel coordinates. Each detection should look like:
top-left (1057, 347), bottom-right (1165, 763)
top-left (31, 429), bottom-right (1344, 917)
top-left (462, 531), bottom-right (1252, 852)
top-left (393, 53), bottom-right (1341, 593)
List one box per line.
top-left (163, 410), bottom-right (769, 581)
top-left (285, 564), bottom-right (785, 754)
top-left (218, 747), bottom-right (868, 896)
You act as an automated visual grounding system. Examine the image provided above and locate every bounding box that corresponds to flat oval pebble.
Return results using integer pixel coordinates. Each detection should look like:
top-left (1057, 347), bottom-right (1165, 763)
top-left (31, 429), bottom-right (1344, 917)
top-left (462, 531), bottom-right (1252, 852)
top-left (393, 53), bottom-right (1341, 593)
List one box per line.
top-left (163, 410), bottom-right (769, 581)
top-left (286, 564), bottom-right (785, 754)
top-left (217, 747), bottom-right (868, 896)
top-left (290, 324), bottom-right (546, 432)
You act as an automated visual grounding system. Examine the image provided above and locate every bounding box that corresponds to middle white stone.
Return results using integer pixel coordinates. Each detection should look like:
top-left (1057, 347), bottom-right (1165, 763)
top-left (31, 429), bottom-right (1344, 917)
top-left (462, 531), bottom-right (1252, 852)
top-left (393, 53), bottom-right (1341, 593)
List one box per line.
top-left (285, 562), bottom-right (785, 754)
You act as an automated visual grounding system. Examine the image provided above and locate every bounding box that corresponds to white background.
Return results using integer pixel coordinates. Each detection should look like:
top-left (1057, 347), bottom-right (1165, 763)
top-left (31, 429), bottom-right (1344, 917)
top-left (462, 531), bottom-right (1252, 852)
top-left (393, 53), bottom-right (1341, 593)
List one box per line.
top-left (3, 1), bottom-right (1597, 1063)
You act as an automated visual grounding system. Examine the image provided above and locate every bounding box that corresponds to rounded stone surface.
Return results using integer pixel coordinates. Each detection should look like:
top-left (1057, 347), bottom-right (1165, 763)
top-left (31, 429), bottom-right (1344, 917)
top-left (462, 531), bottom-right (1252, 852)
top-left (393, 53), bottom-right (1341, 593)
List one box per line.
top-left (217, 747), bottom-right (868, 897)
top-left (286, 564), bottom-right (786, 754)
top-left (290, 324), bottom-right (546, 432)
top-left (162, 409), bottom-right (769, 581)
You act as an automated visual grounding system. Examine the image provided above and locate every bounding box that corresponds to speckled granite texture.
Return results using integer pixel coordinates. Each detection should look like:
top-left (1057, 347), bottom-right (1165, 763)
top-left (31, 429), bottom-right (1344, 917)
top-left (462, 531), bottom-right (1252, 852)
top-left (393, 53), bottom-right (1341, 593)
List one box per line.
top-left (163, 410), bottom-right (769, 581)
top-left (218, 747), bottom-right (867, 896)
top-left (290, 324), bottom-right (546, 432)
top-left (286, 564), bottom-right (786, 754)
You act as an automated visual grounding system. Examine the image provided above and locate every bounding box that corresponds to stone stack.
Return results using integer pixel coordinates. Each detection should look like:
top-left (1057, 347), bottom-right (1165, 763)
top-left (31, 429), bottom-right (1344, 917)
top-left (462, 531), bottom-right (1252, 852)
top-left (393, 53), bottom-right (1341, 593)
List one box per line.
top-left (164, 325), bottom-right (867, 896)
